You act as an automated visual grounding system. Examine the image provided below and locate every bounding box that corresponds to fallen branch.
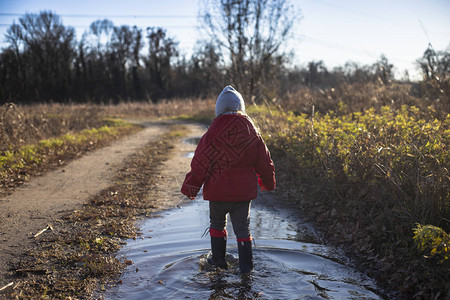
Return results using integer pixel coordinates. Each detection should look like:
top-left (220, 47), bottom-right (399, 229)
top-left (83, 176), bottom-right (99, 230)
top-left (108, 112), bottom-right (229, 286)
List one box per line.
top-left (15, 268), bottom-right (47, 274)
top-left (0, 282), bottom-right (14, 292)
top-left (33, 224), bottom-right (53, 238)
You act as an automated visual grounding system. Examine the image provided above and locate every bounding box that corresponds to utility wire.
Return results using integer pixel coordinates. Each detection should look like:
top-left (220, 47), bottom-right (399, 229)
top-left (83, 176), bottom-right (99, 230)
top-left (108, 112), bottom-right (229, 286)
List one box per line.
top-left (418, 18), bottom-right (432, 45)
top-left (0, 24), bottom-right (196, 29)
top-left (0, 12), bottom-right (196, 19)
top-left (309, 0), bottom-right (415, 27)
top-left (0, 13), bottom-right (197, 29)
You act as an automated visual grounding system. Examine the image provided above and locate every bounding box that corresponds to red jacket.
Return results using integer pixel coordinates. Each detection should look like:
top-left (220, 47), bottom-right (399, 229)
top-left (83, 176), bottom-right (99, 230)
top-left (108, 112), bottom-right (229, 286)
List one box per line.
top-left (181, 114), bottom-right (275, 201)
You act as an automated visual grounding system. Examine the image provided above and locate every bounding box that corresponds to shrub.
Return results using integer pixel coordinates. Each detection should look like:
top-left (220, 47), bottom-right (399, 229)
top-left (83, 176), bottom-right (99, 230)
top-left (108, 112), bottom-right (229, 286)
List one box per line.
top-left (414, 224), bottom-right (449, 262)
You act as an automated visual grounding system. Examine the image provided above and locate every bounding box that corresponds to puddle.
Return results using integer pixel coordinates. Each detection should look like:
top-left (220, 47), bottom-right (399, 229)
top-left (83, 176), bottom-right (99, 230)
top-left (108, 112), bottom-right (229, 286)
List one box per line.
top-left (184, 136), bottom-right (201, 158)
top-left (184, 137), bottom-right (202, 145)
top-left (105, 194), bottom-right (382, 299)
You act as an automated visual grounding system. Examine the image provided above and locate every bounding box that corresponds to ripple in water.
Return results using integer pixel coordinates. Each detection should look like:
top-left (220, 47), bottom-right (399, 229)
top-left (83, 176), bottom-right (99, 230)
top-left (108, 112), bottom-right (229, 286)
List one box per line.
top-left (105, 194), bottom-right (382, 299)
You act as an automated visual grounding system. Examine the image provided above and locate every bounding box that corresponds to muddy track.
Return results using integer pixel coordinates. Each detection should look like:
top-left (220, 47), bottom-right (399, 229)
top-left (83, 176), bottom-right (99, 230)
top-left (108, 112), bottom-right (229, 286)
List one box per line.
top-left (0, 120), bottom-right (206, 287)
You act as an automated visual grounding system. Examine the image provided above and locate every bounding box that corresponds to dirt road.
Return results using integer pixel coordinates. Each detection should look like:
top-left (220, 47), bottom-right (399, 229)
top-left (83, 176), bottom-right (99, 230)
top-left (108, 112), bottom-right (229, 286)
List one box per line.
top-left (0, 120), bottom-right (206, 286)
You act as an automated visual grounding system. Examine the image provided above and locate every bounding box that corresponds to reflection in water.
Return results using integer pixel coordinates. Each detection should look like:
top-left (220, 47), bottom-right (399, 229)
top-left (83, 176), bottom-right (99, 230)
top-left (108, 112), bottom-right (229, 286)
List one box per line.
top-left (105, 195), bottom-right (381, 299)
top-left (184, 136), bottom-right (201, 157)
top-left (184, 137), bottom-right (202, 146)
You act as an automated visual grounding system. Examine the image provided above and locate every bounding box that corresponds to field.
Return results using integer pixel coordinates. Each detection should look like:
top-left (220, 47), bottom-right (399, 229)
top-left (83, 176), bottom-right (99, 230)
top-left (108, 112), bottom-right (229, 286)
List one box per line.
top-left (0, 82), bottom-right (448, 299)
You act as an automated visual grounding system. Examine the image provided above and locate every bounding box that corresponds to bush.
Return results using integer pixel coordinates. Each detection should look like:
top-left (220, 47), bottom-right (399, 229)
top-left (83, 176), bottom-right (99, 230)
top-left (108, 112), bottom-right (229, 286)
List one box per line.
top-left (414, 224), bottom-right (449, 262)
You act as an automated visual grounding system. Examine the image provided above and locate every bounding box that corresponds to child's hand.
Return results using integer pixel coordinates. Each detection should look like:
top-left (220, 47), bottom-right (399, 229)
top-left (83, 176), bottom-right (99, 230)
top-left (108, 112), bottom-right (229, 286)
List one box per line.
top-left (189, 196), bottom-right (196, 200)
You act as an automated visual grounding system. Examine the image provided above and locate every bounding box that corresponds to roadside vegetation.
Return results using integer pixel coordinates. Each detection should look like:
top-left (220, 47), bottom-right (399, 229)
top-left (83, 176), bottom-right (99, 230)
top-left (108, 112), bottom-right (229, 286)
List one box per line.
top-left (0, 103), bottom-right (140, 195)
top-left (249, 82), bottom-right (449, 299)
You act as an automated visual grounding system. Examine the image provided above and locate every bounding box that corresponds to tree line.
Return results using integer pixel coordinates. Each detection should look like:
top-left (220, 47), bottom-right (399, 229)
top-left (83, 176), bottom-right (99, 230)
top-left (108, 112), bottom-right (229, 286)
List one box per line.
top-left (0, 12), bottom-right (200, 103)
top-left (0, 1), bottom-right (449, 104)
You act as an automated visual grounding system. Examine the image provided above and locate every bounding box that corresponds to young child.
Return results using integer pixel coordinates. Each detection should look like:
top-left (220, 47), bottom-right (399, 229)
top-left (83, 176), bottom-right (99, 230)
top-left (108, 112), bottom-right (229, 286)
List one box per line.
top-left (181, 85), bottom-right (276, 273)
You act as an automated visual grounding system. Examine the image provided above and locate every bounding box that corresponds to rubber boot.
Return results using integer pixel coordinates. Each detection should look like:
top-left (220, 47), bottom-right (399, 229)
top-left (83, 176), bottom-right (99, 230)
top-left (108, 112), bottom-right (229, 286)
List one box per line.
top-left (237, 240), bottom-right (253, 274)
top-left (208, 236), bottom-right (228, 269)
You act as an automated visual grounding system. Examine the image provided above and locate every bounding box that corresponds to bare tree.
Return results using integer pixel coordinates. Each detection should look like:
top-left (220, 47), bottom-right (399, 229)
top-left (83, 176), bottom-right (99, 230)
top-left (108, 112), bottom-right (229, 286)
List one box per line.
top-left (416, 44), bottom-right (450, 103)
top-left (3, 11), bottom-right (76, 101)
top-left (416, 44), bottom-right (450, 81)
top-left (200, 0), bottom-right (299, 102)
top-left (373, 55), bottom-right (394, 85)
top-left (190, 42), bottom-right (223, 95)
top-left (145, 27), bottom-right (179, 100)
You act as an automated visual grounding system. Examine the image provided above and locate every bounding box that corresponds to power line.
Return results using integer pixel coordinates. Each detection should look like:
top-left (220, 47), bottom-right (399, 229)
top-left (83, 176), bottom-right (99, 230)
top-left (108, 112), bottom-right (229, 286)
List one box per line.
top-left (296, 33), bottom-right (415, 65)
top-left (0, 12), bottom-right (196, 19)
top-left (297, 34), bottom-right (377, 59)
top-left (418, 18), bottom-right (432, 45)
top-left (309, 0), bottom-right (416, 27)
top-left (0, 24), bottom-right (196, 29)
top-left (0, 13), bottom-right (198, 30)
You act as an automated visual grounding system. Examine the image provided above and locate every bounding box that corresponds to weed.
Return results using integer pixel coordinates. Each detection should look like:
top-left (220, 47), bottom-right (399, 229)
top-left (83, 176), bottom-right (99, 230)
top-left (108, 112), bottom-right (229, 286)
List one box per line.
top-left (413, 224), bottom-right (449, 262)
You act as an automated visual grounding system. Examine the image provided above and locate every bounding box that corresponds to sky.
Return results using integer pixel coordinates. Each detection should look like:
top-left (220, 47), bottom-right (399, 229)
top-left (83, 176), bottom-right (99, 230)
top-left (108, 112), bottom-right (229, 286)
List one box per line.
top-left (0, 0), bottom-right (449, 80)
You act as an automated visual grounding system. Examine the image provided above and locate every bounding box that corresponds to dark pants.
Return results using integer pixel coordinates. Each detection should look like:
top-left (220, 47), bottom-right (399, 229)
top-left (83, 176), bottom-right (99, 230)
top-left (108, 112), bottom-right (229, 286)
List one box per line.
top-left (209, 200), bottom-right (252, 240)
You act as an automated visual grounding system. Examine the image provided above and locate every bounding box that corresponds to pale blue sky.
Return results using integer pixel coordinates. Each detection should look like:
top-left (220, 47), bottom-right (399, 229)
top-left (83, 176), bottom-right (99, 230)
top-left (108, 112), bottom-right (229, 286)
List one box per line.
top-left (1, 0), bottom-right (449, 79)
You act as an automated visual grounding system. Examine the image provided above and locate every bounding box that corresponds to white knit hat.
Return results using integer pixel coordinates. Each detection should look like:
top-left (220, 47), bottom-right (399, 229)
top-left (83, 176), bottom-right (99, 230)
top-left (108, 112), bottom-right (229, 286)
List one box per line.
top-left (215, 85), bottom-right (245, 117)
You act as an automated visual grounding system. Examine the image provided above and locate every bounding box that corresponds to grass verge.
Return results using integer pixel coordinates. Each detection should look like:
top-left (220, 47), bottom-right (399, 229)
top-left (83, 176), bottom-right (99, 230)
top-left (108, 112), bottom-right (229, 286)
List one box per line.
top-left (0, 118), bottom-right (140, 196)
top-left (1, 124), bottom-right (188, 299)
top-left (1, 103), bottom-right (109, 153)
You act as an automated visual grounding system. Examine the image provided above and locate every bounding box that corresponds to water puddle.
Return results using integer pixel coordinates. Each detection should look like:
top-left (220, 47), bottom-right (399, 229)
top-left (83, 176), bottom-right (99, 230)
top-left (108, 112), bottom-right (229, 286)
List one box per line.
top-left (184, 137), bottom-right (202, 145)
top-left (105, 193), bottom-right (382, 299)
top-left (184, 137), bottom-right (201, 158)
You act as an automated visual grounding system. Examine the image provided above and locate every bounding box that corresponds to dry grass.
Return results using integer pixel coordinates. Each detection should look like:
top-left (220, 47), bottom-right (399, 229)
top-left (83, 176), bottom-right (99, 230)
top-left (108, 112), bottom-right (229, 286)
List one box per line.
top-left (97, 98), bottom-right (215, 119)
top-left (0, 103), bottom-right (105, 152)
top-left (0, 99), bottom-right (215, 153)
top-left (278, 82), bottom-right (449, 119)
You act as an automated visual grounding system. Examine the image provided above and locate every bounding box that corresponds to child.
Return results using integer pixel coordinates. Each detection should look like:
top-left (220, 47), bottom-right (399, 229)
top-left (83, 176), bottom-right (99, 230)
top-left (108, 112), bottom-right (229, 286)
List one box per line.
top-left (181, 85), bottom-right (276, 273)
